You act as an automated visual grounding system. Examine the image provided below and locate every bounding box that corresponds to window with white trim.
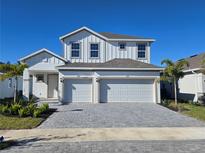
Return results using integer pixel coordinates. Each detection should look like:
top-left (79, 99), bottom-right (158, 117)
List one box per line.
top-left (90, 43), bottom-right (99, 58)
top-left (8, 78), bottom-right (12, 88)
top-left (119, 42), bottom-right (126, 50)
top-left (36, 74), bottom-right (44, 82)
top-left (71, 43), bottom-right (80, 58)
top-left (138, 44), bottom-right (146, 58)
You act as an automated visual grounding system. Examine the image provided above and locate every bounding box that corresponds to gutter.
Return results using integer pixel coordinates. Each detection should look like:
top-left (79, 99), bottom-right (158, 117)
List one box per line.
top-left (57, 67), bottom-right (164, 71)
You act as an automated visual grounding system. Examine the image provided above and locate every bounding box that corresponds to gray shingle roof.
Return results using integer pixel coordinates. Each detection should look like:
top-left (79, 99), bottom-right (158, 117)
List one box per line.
top-left (99, 32), bottom-right (151, 40)
top-left (178, 52), bottom-right (205, 70)
top-left (58, 58), bottom-right (162, 69)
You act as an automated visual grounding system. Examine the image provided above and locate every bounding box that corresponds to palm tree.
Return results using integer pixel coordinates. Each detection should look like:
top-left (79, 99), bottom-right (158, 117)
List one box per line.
top-left (0, 63), bottom-right (27, 102)
top-left (161, 59), bottom-right (189, 105)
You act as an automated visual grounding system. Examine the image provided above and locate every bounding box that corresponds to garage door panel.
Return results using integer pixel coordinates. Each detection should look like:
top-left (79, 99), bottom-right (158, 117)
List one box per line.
top-left (64, 79), bottom-right (92, 103)
top-left (100, 79), bottom-right (154, 103)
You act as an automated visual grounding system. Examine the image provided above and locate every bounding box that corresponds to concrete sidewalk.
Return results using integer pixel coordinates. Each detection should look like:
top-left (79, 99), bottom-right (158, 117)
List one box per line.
top-left (1, 127), bottom-right (205, 143)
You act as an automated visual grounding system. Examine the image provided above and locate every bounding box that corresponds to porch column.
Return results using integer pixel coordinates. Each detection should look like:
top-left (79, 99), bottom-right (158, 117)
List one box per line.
top-left (92, 77), bottom-right (99, 104)
top-left (154, 78), bottom-right (161, 104)
top-left (23, 68), bottom-right (30, 100)
top-left (58, 74), bottom-right (64, 104)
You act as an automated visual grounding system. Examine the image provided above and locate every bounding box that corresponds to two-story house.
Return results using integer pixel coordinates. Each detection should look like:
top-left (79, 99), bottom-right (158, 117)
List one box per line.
top-left (19, 27), bottom-right (163, 104)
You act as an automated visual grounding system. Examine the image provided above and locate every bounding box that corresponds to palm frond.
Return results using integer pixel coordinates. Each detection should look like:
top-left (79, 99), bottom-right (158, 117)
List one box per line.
top-left (161, 59), bottom-right (174, 66)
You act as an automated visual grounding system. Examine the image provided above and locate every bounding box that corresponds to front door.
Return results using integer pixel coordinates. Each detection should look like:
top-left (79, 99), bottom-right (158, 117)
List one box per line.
top-left (48, 74), bottom-right (58, 98)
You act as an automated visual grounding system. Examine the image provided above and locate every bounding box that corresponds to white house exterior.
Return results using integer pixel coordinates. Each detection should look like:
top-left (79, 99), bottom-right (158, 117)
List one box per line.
top-left (177, 53), bottom-right (205, 102)
top-left (19, 27), bottom-right (163, 104)
top-left (0, 72), bottom-right (23, 99)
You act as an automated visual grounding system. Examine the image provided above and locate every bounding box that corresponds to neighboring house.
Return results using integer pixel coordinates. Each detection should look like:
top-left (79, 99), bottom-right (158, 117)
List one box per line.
top-left (0, 72), bottom-right (23, 99)
top-left (177, 53), bottom-right (205, 102)
top-left (19, 26), bottom-right (163, 104)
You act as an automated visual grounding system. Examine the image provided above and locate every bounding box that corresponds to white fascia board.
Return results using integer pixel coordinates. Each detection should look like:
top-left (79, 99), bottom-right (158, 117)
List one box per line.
top-left (62, 75), bottom-right (159, 79)
top-left (57, 67), bottom-right (164, 71)
top-left (183, 68), bottom-right (204, 73)
top-left (59, 26), bottom-right (108, 41)
top-left (107, 39), bottom-right (156, 42)
top-left (59, 26), bottom-right (155, 42)
top-left (19, 48), bottom-right (67, 62)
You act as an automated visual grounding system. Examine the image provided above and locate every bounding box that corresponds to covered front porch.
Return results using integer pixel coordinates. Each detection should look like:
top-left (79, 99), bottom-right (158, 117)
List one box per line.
top-left (23, 68), bottom-right (59, 100)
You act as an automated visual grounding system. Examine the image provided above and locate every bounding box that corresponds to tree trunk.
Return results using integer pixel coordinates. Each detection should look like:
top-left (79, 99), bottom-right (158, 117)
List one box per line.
top-left (174, 78), bottom-right (178, 105)
top-left (14, 76), bottom-right (18, 103)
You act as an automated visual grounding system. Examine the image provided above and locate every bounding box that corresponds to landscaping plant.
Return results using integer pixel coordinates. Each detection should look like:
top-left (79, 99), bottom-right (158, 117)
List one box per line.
top-left (161, 59), bottom-right (189, 105)
top-left (0, 63), bottom-right (27, 102)
top-left (10, 103), bottom-right (21, 115)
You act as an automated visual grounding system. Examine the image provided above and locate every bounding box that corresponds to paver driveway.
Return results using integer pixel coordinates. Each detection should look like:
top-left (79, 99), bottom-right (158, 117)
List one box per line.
top-left (38, 103), bottom-right (205, 128)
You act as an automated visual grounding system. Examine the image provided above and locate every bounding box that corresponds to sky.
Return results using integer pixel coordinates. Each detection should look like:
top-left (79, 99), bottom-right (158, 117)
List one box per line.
top-left (0, 0), bottom-right (205, 65)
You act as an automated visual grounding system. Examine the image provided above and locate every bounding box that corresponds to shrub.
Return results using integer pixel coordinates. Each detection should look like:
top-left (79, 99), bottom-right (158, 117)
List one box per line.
top-left (11, 103), bottom-right (22, 115)
top-left (39, 103), bottom-right (49, 113)
top-left (33, 109), bottom-right (42, 118)
top-left (18, 108), bottom-right (28, 117)
top-left (161, 99), bottom-right (172, 106)
top-left (29, 97), bottom-right (38, 104)
top-left (27, 103), bottom-right (37, 115)
top-left (1, 105), bottom-right (11, 115)
top-left (0, 105), bottom-right (4, 114)
top-left (18, 99), bottom-right (28, 106)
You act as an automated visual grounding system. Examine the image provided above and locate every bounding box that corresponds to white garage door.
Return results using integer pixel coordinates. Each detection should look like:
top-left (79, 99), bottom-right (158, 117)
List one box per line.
top-left (63, 79), bottom-right (92, 103)
top-left (100, 79), bottom-right (154, 103)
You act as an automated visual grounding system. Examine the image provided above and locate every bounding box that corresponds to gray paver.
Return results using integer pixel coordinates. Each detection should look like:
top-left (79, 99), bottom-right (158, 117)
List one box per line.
top-left (38, 103), bottom-right (205, 128)
top-left (2, 140), bottom-right (205, 153)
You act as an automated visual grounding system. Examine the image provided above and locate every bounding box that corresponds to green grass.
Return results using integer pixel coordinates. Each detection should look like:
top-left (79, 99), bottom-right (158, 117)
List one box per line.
top-left (162, 101), bottom-right (205, 122)
top-left (180, 103), bottom-right (205, 122)
top-left (0, 109), bottom-right (56, 129)
top-left (0, 140), bottom-right (16, 150)
top-left (0, 114), bottom-right (43, 129)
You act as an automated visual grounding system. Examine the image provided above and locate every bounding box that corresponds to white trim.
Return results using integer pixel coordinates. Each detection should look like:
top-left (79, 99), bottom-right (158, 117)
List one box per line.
top-left (57, 67), bottom-right (164, 71)
top-left (62, 75), bottom-right (159, 80)
top-left (108, 39), bottom-right (155, 42)
top-left (19, 48), bottom-right (67, 62)
top-left (59, 26), bottom-right (107, 41)
top-left (59, 26), bottom-right (155, 42)
top-left (183, 68), bottom-right (205, 73)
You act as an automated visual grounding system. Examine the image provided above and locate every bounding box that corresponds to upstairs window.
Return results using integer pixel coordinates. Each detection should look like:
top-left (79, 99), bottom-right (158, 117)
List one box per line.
top-left (90, 43), bottom-right (99, 58)
top-left (119, 42), bottom-right (126, 50)
top-left (138, 44), bottom-right (146, 58)
top-left (71, 43), bottom-right (80, 58)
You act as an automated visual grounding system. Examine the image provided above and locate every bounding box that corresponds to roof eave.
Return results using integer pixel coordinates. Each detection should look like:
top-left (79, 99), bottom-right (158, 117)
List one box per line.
top-left (57, 67), bottom-right (164, 71)
top-left (59, 26), bottom-right (155, 42)
top-left (59, 26), bottom-right (108, 41)
top-left (19, 48), bottom-right (67, 63)
top-left (107, 39), bottom-right (155, 42)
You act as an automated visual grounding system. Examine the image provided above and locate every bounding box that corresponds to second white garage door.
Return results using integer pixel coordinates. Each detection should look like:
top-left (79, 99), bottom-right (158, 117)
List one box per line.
top-left (63, 79), bottom-right (92, 103)
top-left (100, 79), bottom-right (154, 103)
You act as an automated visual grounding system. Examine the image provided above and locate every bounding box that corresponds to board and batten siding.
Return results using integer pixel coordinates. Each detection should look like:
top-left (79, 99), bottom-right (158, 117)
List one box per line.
top-left (23, 52), bottom-right (65, 68)
top-left (64, 30), bottom-right (106, 63)
top-left (63, 30), bottom-right (150, 63)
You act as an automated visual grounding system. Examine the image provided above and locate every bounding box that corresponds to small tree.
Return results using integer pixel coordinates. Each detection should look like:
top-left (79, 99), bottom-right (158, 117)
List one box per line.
top-left (0, 63), bottom-right (27, 102)
top-left (161, 59), bottom-right (189, 105)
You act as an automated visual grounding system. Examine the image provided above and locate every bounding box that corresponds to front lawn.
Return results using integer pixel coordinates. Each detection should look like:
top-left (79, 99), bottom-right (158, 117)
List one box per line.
top-left (0, 114), bottom-right (43, 129)
top-left (0, 108), bottom-right (55, 130)
top-left (162, 100), bottom-right (205, 122)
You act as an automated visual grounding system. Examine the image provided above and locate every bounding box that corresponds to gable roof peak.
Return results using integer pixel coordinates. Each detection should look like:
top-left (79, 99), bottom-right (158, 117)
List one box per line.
top-left (59, 26), bottom-right (155, 42)
top-left (19, 48), bottom-right (67, 62)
